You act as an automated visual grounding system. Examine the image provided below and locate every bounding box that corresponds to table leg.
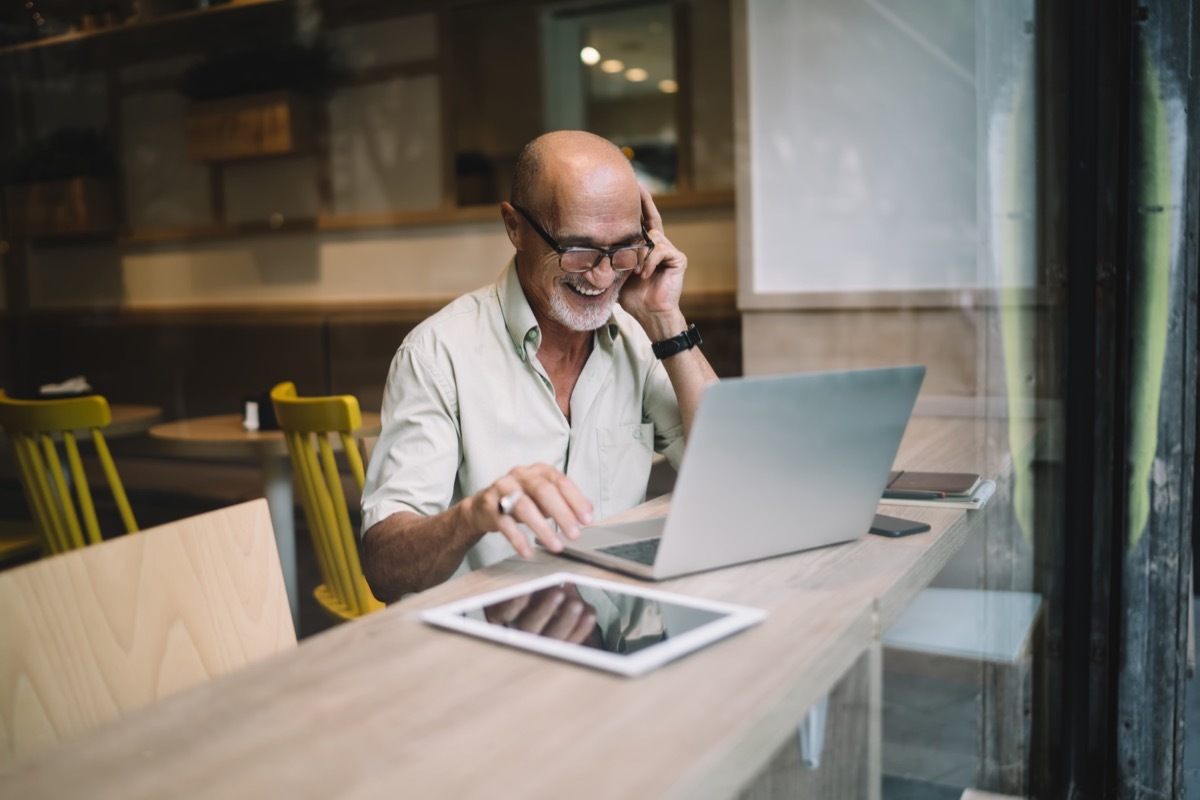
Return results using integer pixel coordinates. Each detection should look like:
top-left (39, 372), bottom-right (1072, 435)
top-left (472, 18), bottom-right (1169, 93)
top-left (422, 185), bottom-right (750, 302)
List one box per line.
top-left (259, 454), bottom-right (299, 631)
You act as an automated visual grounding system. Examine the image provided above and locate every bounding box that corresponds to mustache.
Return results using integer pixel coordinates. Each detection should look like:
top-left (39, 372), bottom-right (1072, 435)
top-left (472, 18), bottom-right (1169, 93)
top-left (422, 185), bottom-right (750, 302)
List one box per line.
top-left (560, 271), bottom-right (627, 293)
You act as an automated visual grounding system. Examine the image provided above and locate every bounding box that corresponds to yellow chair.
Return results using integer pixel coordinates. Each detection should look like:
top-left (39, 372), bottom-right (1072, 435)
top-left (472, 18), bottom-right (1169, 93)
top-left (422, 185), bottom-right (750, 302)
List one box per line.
top-left (0, 390), bottom-right (137, 555)
top-left (271, 382), bottom-right (383, 621)
top-left (0, 499), bottom-right (295, 766)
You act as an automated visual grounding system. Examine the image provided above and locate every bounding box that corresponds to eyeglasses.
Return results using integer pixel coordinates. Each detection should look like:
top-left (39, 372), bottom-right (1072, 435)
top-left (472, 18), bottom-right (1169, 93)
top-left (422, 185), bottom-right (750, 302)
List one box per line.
top-left (513, 204), bottom-right (654, 274)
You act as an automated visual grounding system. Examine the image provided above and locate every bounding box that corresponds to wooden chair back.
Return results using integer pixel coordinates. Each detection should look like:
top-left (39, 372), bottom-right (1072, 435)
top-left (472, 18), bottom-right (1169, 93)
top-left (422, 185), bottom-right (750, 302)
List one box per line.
top-left (0, 390), bottom-right (137, 554)
top-left (0, 498), bottom-right (296, 766)
top-left (271, 382), bottom-right (383, 621)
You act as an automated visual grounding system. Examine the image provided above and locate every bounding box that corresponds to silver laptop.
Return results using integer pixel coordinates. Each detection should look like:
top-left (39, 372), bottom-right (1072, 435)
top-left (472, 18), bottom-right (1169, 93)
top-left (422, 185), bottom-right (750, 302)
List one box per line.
top-left (559, 365), bottom-right (925, 580)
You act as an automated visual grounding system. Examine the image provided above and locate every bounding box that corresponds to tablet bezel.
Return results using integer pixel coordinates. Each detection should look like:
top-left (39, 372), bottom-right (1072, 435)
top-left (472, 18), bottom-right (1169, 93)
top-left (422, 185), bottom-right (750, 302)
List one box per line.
top-left (418, 572), bottom-right (767, 677)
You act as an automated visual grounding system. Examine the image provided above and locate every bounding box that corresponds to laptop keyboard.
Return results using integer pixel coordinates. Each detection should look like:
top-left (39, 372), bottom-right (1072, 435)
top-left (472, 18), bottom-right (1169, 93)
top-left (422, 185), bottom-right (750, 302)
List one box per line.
top-left (597, 537), bottom-right (661, 565)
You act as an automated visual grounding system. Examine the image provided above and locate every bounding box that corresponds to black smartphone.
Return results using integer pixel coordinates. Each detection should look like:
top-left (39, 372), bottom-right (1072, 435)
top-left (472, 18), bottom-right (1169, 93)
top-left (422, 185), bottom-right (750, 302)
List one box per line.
top-left (868, 513), bottom-right (931, 538)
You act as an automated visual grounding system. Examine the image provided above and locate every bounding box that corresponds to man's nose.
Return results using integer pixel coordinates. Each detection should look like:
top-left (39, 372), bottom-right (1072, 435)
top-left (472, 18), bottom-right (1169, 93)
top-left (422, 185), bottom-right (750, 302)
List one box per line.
top-left (588, 255), bottom-right (619, 285)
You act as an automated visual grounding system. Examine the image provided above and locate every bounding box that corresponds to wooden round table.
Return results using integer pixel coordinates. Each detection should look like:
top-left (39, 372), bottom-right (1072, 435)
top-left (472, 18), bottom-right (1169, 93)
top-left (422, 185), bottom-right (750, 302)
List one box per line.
top-left (149, 412), bottom-right (382, 628)
top-left (105, 404), bottom-right (164, 437)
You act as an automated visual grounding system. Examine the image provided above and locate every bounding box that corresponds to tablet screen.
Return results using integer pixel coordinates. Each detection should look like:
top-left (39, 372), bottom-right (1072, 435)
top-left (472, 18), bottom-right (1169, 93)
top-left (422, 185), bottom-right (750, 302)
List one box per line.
top-left (472, 580), bottom-right (726, 656)
top-left (420, 572), bottom-right (766, 677)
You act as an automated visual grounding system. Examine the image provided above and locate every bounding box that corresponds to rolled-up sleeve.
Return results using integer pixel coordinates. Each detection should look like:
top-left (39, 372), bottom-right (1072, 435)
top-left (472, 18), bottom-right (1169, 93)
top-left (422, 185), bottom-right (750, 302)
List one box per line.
top-left (360, 341), bottom-right (462, 534)
top-left (643, 357), bottom-right (686, 470)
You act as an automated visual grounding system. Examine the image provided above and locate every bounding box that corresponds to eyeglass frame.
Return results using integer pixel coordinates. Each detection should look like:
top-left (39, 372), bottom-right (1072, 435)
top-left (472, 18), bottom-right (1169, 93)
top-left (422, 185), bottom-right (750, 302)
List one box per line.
top-left (511, 204), bottom-right (654, 274)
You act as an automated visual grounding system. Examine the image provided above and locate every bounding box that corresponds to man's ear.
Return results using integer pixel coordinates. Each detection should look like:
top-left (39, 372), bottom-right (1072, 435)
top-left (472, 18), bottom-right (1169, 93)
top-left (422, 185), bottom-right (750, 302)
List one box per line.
top-left (499, 202), bottom-right (521, 249)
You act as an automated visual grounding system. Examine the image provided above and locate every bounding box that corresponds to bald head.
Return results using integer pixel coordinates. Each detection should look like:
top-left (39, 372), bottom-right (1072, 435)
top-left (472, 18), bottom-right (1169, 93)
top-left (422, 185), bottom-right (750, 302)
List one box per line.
top-left (510, 131), bottom-right (637, 221)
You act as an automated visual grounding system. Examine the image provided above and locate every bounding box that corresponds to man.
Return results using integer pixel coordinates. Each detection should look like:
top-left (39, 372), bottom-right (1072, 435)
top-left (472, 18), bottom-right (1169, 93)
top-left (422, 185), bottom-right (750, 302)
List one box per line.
top-left (360, 130), bottom-right (717, 602)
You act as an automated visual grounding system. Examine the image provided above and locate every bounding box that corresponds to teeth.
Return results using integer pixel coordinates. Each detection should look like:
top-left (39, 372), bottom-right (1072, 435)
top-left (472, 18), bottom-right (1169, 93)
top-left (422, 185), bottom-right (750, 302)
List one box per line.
top-left (569, 283), bottom-right (604, 297)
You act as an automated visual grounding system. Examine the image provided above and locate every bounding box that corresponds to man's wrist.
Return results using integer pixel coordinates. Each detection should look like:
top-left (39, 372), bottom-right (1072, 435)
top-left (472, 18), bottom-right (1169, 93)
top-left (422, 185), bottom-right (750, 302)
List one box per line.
top-left (651, 324), bottom-right (702, 360)
top-left (639, 311), bottom-right (688, 343)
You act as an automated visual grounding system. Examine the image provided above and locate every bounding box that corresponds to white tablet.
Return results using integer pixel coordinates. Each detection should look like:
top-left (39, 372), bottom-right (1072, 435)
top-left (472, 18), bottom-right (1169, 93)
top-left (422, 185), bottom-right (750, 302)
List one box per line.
top-left (419, 572), bottom-right (767, 677)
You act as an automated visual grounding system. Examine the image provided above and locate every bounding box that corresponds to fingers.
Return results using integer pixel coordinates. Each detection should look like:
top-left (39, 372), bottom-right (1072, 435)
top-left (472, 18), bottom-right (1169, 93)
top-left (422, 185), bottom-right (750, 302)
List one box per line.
top-left (639, 183), bottom-right (663, 233)
top-left (507, 588), bottom-right (598, 644)
top-left (635, 185), bottom-right (685, 281)
top-left (509, 588), bottom-right (564, 632)
top-left (484, 594), bottom-right (531, 625)
top-left (481, 465), bottom-right (594, 557)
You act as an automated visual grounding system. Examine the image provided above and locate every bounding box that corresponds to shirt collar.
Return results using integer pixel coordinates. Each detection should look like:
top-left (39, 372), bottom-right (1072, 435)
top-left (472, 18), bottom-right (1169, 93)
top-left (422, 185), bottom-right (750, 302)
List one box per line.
top-left (497, 258), bottom-right (620, 360)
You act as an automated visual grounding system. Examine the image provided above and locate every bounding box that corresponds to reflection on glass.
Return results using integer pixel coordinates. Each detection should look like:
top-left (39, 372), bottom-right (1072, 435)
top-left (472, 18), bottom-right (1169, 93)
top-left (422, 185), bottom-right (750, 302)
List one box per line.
top-left (450, 0), bottom-right (689, 204)
top-left (544, 1), bottom-right (677, 192)
top-left (472, 581), bottom-right (725, 657)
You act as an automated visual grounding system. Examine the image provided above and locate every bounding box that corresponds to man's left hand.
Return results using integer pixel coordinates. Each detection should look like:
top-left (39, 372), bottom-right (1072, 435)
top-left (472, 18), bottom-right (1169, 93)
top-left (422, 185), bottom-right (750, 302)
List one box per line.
top-left (619, 184), bottom-right (688, 339)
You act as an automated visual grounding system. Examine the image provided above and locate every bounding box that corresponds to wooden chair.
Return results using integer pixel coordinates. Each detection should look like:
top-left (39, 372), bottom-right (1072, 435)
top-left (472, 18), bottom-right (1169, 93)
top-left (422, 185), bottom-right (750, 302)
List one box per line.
top-left (271, 382), bottom-right (384, 621)
top-left (0, 390), bottom-right (138, 556)
top-left (0, 498), bottom-right (296, 766)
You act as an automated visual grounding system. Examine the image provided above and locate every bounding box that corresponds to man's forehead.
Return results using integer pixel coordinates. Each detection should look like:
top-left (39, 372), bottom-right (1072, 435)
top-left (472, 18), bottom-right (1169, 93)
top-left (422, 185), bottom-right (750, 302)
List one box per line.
top-left (538, 164), bottom-right (638, 211)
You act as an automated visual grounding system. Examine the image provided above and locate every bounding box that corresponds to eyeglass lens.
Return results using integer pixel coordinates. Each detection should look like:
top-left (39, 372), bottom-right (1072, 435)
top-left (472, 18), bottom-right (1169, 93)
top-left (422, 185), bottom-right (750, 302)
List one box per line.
top-left (560, 245), bottom-right (650, 273)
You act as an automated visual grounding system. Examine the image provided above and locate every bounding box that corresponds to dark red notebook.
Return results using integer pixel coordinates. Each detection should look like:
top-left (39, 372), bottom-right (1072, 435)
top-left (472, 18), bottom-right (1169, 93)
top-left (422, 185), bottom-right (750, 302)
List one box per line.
top-left (885, 470), bottom-right (982, 498)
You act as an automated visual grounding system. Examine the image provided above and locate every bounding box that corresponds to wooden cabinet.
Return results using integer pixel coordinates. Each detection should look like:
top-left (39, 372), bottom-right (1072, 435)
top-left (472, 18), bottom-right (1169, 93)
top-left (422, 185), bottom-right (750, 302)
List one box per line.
top-left (4, 178), bottom-right (117, 238)
top-left (186, 92), bottom-right (317, 163)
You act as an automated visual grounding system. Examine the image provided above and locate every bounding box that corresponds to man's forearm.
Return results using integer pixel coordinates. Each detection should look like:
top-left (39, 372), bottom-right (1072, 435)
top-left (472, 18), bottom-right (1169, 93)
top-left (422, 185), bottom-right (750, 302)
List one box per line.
top-left (642, 312), bottom-right (719, 438)
top-left (360, 502), bottom-right (482, 602)
top-left (659, 342), bottom-right (718, 438)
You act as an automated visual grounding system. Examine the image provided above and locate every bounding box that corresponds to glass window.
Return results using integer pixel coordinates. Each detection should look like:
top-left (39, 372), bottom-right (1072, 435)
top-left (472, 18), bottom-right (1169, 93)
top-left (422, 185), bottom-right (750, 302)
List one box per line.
top-left (543, 1), bottom-right (678, 192)
top-left (451, 0), bottom-right (722, 205)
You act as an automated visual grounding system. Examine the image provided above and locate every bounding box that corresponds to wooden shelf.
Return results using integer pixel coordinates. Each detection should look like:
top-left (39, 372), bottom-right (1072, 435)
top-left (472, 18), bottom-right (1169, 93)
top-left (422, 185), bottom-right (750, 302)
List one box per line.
top-left (9, 187), bottom-right (736, 248)
top-left (38, 190), bottom-right (732, 248)
top-left (0, 0), bottom-right (288, 63)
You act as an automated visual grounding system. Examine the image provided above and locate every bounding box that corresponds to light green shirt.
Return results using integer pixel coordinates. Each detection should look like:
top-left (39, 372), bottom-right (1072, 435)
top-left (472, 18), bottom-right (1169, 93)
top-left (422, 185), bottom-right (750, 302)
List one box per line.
top-left (361, 260), bottom-right (685, 578)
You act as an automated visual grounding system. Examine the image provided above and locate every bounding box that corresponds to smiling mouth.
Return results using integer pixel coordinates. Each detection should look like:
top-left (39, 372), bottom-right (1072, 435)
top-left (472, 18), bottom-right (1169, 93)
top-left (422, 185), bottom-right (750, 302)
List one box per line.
top-left (563, 269), bottom-right (629, 299)
top-left (563, 280), bottom-right (608, 298)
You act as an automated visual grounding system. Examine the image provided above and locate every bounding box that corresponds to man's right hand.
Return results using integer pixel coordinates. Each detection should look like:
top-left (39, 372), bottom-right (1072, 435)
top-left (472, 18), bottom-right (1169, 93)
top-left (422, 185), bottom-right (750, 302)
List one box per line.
top-left (466, 463), bottom-right (594, 558)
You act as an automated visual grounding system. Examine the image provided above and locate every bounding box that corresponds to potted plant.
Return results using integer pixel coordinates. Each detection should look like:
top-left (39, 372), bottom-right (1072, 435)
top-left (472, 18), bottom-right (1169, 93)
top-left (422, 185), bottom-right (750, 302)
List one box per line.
top-left (2, 128), bottom-right (118, 237)
top-left (179, 39), bottom-right (340, 163)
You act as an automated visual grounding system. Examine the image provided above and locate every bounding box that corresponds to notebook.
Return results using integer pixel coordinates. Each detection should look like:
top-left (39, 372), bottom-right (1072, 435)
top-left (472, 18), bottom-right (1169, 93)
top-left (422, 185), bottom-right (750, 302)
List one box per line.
top-left (558, 365), bottom-right (925, 580)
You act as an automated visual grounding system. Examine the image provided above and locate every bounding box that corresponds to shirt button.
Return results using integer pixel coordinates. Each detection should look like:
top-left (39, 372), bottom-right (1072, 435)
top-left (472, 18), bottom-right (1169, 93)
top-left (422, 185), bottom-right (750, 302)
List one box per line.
top-left (633, 428), bottom-right (642, 440)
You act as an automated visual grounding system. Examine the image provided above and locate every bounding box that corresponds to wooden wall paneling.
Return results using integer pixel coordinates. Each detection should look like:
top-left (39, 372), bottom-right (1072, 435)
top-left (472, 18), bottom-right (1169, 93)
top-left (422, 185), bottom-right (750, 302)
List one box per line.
top-left (20, 311), bottom-right (328, 419)
top-left (741, 307), bottom-right (979, 397)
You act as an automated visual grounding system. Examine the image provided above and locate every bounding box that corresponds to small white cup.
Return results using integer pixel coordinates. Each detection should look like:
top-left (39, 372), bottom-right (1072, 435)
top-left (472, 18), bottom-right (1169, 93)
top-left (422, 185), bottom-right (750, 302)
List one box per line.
top-left (243, 400), bottom-right (260, 432)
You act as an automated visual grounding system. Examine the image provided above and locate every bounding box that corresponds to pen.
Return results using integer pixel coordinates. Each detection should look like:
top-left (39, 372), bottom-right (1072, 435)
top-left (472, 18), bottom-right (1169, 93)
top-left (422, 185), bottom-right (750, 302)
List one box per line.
top-left (882, 489), bottom-right (947, 500)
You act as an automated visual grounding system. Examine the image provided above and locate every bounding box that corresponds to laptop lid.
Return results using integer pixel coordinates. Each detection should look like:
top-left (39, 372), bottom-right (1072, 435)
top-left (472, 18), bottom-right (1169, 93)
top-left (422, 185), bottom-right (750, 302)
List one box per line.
top-left (563, 365), bottom-right (924, 580)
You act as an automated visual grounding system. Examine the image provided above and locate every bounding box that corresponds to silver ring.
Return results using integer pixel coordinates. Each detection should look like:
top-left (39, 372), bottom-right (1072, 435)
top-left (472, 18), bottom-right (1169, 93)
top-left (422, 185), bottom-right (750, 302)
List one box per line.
top-left (498, 489), bottom-right (524, 516)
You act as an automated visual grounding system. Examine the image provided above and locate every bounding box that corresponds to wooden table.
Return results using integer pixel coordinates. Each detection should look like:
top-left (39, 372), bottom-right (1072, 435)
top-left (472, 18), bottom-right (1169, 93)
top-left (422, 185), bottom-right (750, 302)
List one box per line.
top-left (103, 404), bottom-right (164, 437)
top-left (148, 412), bottom-right (381, 627)
top-left (0, 416), bottom-right (1011, 799)
top-left (0, 404), bottom-right (162, 438)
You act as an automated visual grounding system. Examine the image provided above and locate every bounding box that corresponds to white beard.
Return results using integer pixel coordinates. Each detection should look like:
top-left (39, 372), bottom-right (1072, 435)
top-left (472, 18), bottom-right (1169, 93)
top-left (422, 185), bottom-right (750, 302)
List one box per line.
top-left (549, 275), bottom-right (623, 331)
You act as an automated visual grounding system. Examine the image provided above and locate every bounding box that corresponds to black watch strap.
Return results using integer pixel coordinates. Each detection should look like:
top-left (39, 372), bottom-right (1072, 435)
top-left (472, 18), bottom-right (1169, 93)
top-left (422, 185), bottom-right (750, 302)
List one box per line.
top-left (651, 324), bottom-right (702, 360)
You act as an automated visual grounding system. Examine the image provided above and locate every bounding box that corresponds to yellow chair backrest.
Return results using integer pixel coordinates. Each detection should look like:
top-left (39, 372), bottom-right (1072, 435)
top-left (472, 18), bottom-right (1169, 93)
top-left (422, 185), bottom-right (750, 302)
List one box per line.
top-left (0, 498), bottom-right (296, 767)
top-left (0, 391), bottom-right (137, 555)
top-left (271, 382), bottom-right (383, 621)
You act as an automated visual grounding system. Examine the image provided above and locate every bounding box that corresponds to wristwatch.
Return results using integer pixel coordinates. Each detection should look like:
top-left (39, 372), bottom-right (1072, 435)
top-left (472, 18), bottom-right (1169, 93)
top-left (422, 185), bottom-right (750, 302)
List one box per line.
top-left (651, 324), bottom-right (702, 360)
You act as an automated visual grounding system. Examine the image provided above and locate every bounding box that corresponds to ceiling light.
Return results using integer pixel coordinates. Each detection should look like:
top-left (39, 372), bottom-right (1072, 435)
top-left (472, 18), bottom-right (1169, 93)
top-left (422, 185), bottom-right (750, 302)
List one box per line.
top-left (580, 46), bottom-right (601, 66)
top-left (624, 67), bottom-right (648, 82)
top-left (658, 79), bottom-right (679, 94)
top-left (600, 59), bottom-right (625, 74)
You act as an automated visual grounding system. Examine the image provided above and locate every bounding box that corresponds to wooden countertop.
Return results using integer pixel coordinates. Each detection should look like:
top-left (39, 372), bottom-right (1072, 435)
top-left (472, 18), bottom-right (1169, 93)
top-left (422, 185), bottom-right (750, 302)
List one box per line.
top-left (0, 415), bottom-right (1014, 799)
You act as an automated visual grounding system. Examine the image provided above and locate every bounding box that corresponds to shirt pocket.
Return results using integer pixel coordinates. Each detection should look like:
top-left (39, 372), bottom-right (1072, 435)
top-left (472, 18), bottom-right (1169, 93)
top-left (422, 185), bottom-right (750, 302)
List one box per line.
top-left (597, 422), bottom-right (655, 516)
